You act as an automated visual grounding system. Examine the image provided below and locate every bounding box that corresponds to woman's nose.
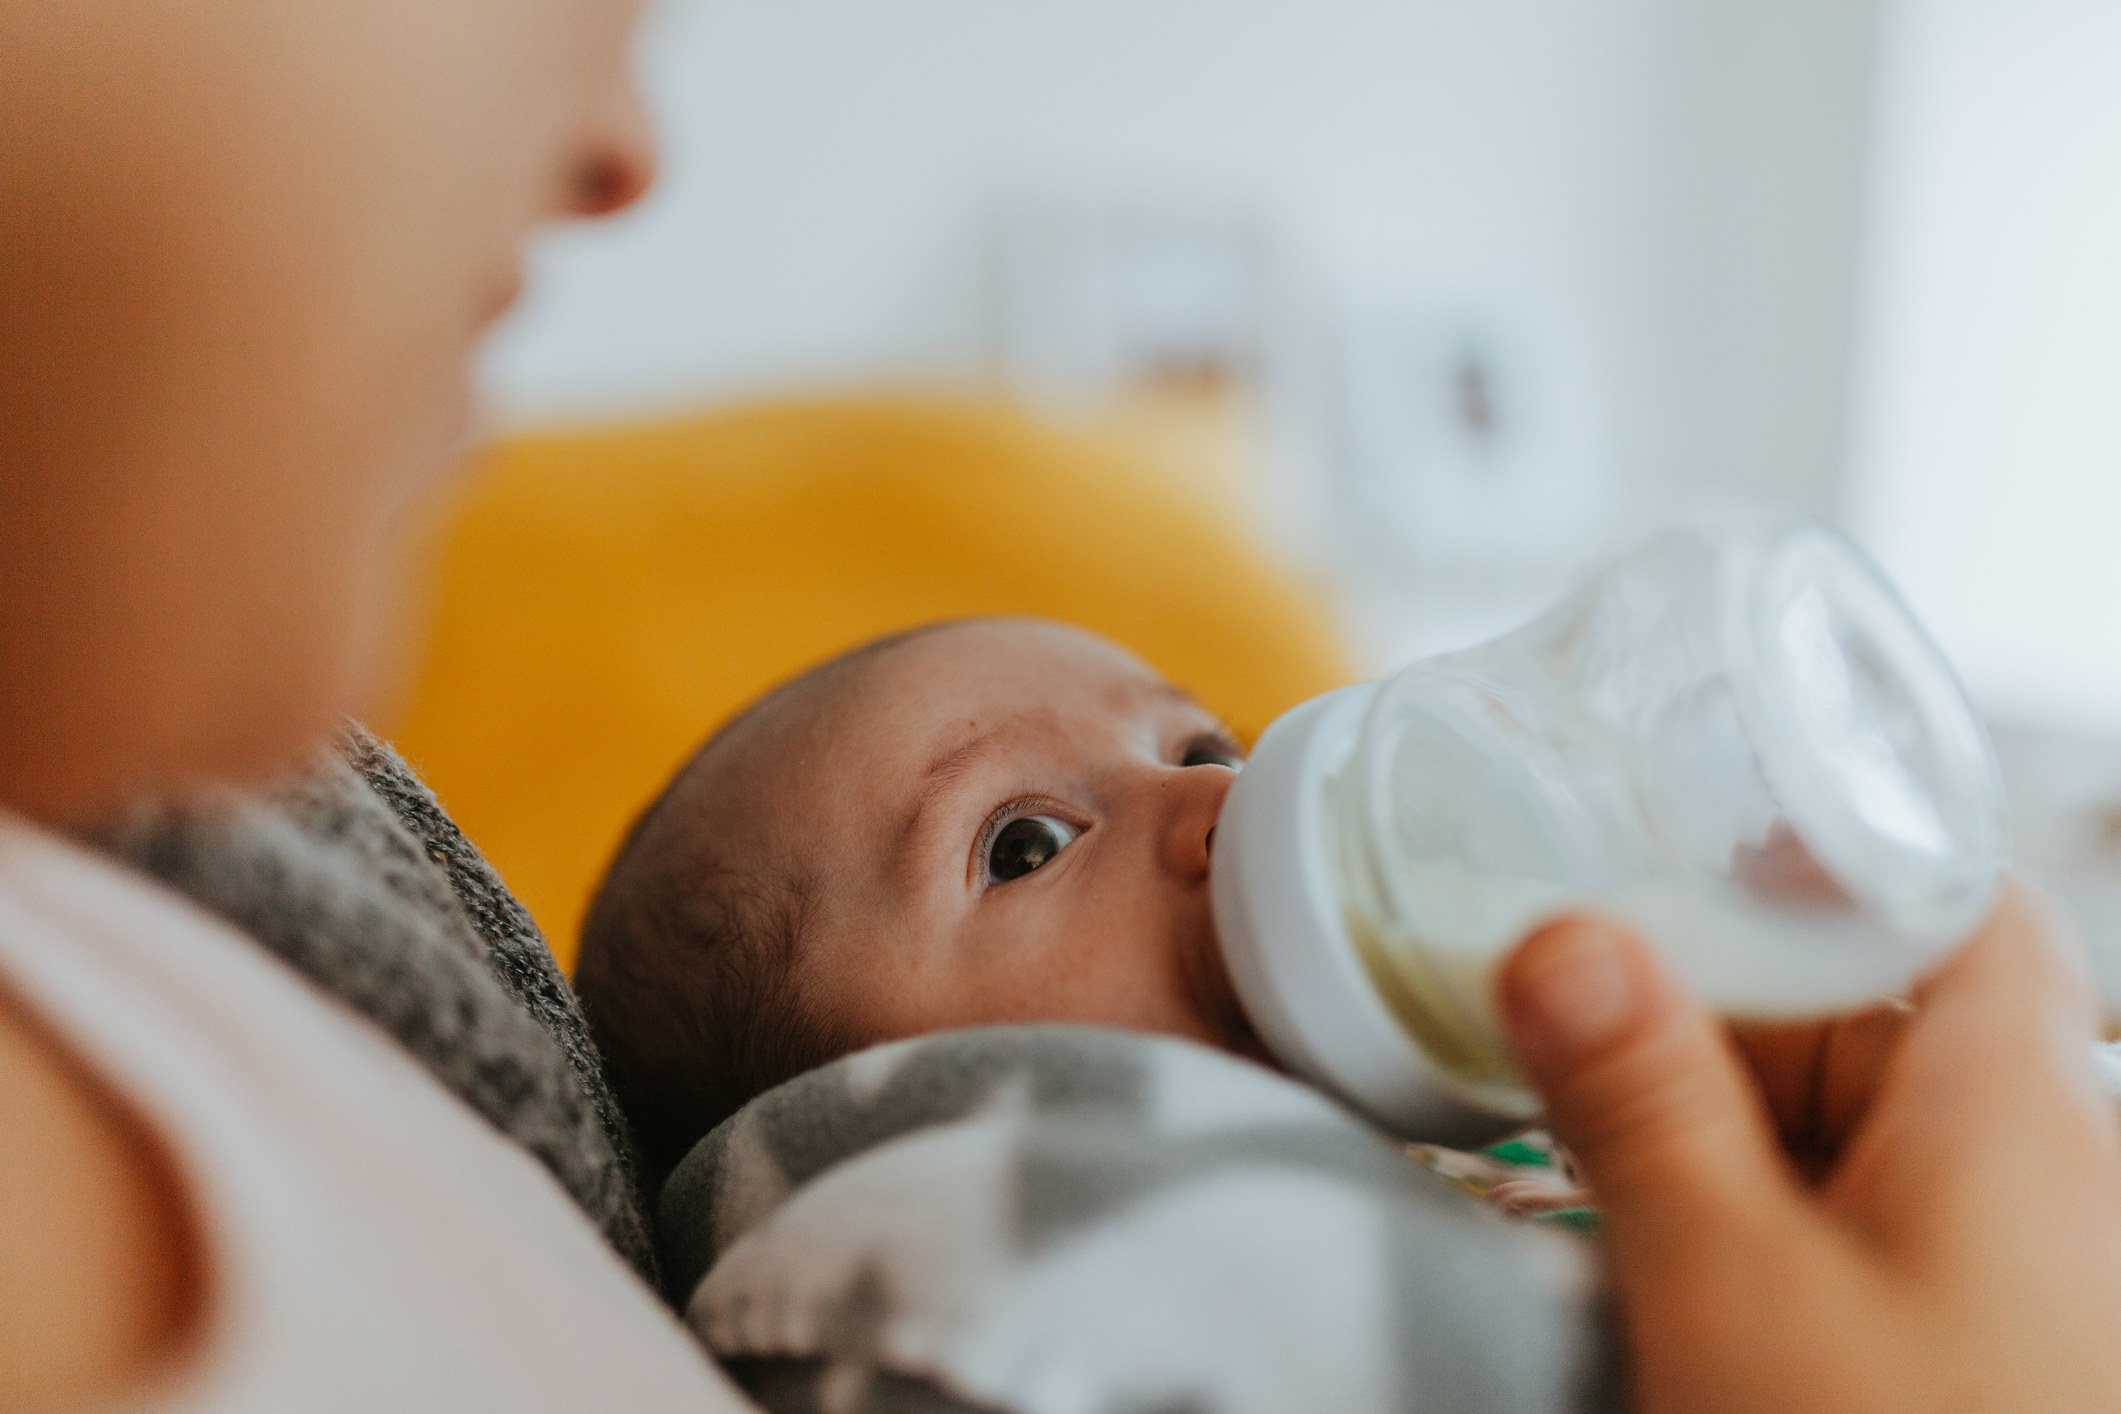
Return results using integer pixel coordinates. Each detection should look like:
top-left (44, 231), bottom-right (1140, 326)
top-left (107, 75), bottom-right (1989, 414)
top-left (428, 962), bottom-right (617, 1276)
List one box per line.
top-left (1159, 764), bottom-right (1239, 882)
top-left (567, 81), bottom-right (659, 218)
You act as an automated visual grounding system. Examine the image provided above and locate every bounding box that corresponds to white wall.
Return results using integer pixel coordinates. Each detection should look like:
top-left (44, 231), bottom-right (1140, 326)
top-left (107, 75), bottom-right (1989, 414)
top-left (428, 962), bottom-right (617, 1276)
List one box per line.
top-left (487, 0), bottom-right (1668, 416)
top-left (1848, 0), bottom-right (2121, 733)
top-left (481, 0), bottom-right (1885, 662)
top-left (1646, 1), bottom-right (1885, 518)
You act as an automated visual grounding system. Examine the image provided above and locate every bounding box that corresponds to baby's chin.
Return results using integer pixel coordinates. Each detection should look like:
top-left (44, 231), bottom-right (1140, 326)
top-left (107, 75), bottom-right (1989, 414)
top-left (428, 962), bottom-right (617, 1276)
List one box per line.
top-left (1179, 935), bottom-right (1280, 1069)
top-left (1216, 1012), bottom-right (1282, 1071)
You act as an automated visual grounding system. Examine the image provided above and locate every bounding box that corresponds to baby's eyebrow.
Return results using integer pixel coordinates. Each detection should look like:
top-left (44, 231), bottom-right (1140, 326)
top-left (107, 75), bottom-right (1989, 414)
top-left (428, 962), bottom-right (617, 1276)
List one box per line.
top-left (895, 727), bottom-right (1009, 863)
top-left (922, 729), bottom-right (1004, 789)
top-left (1157, 683), bottom-right (1242, 745)
top-left (1150, 679), bottom-right (1214, 718)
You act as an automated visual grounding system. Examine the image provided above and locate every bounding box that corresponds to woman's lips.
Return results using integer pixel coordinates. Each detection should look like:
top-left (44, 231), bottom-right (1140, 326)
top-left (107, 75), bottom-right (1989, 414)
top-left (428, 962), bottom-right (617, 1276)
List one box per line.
top-left (449, 265), bottom-right (527, 447)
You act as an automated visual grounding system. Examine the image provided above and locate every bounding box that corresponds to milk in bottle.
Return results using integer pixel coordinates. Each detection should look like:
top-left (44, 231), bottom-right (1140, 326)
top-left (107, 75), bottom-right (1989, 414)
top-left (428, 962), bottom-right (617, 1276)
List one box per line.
top-left (1211, 518), bottom-right (2007, 1143)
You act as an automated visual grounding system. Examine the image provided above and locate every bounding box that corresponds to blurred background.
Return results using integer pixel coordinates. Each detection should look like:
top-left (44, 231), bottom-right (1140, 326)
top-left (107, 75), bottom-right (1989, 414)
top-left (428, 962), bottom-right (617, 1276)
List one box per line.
top-left (385, 0), bottom-right (2121, 961)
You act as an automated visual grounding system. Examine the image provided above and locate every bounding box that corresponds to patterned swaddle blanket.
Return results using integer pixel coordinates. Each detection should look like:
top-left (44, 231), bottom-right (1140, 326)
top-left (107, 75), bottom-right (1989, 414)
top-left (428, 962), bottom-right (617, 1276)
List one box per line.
top-left (659, 1025), bottom-right (1621, 1414)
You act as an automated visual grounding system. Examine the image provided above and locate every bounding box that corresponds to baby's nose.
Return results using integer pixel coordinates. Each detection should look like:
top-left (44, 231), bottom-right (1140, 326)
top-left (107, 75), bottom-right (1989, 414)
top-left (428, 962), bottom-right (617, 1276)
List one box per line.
top-left (1161, 765), bottom-right (1236, 880)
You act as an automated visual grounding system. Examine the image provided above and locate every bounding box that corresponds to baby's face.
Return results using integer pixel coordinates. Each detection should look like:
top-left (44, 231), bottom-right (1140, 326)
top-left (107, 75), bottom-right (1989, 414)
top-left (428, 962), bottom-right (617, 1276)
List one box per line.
top-left (732, 621), bottom-right (1268, 1063)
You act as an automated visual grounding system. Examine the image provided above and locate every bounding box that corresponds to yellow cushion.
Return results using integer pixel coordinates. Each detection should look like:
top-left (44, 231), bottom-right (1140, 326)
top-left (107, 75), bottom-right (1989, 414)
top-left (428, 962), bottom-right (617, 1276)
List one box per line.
top-left (383, 396), bottom-right (1355, 969)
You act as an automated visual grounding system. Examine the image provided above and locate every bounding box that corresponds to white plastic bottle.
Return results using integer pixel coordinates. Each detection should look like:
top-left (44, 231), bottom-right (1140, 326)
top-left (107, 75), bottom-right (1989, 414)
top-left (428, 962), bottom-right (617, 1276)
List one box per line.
top-left (1212, 517), bottom-right (2008, 1144)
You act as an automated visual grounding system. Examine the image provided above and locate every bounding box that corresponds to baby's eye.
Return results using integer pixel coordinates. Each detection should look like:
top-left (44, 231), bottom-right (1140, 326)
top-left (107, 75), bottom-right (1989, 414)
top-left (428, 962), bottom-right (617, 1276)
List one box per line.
top-left (1181, 739), bottom-right (1245, 770)
top-left (987, 814), bottom-right (1079, 885)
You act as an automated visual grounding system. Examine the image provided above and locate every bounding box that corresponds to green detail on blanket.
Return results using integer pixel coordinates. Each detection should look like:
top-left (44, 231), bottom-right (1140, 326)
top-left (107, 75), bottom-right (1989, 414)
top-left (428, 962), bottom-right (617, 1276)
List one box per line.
top-left (1482, 1139), bottom-right (1553, 1169)
top-left (1480, 1137), bottom-right (1602, 1234)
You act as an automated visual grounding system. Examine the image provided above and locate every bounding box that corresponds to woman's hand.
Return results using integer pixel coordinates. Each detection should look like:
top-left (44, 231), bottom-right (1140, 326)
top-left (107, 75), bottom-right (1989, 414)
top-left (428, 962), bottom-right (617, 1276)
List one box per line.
top-left (1499, 884), bottom-right (2121, 1414)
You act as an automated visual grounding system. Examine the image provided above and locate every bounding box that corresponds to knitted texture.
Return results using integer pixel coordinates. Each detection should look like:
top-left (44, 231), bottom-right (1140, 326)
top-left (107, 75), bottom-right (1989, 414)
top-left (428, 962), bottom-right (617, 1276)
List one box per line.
top-left (93, 725), bottom-right (656, 1284)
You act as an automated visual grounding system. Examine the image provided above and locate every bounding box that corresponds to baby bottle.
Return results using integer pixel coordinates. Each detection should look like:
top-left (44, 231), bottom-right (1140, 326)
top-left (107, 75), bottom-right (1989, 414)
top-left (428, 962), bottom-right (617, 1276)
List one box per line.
top-left (1211, 516), bottom-right (2007, 1145)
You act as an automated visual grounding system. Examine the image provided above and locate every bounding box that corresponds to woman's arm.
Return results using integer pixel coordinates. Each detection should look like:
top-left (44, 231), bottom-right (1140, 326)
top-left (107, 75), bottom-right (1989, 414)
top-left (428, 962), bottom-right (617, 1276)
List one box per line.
top-left (1501, 884), bottom-right (2121, 1413)
top-left (0, 994), bottom-right (199, 1411)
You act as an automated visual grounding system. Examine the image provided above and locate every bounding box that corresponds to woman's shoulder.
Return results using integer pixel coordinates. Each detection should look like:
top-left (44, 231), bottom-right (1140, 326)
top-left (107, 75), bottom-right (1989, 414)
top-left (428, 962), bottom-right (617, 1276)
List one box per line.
top-left (0, 984), bottom-right (200, 1408)
top-left (0, 821), bottom-right (218, 1404)
top-left (0, 816), bottom-right (749, 1412)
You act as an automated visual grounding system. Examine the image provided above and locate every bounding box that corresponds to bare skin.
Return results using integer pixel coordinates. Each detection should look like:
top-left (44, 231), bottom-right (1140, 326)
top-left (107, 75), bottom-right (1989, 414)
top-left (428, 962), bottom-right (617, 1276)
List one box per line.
top-left (7, 1), bottom-right (2121, 1409)
top-left (668, 620), bottom-right (1269, 1060)
top-left (1, 1), bottom-right (652, 1404)
top-left (1503, 885), bottom-right (2121, 1414)
top-left (0, 992), bottom-right (201, 1411)
top-left (0, 0), bottom-right (653, 820)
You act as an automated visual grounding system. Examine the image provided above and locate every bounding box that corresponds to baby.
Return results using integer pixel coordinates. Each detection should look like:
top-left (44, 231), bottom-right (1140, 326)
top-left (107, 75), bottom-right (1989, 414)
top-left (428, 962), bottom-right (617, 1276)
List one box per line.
top-left (576, 617), bottom-right (1584, 1216)
top-left (575, 618), bottom-right (1264, 1178)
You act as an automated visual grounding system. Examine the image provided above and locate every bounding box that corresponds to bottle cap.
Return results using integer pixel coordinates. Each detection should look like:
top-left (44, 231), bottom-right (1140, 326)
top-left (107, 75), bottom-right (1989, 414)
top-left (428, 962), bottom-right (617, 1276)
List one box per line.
top-left (1213, 684), bottom-right (1536, 1146)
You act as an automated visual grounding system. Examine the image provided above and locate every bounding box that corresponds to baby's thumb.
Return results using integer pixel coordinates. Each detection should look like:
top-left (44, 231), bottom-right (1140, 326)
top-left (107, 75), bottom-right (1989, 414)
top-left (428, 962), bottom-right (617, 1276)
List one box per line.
top-left (1499, 917), bottom-right (1804, 1266)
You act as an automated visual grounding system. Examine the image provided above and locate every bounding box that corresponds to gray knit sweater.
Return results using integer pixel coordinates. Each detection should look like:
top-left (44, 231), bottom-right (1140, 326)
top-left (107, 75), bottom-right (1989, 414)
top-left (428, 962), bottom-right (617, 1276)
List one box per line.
top-left (93, 726), bottom-right (656, 1283)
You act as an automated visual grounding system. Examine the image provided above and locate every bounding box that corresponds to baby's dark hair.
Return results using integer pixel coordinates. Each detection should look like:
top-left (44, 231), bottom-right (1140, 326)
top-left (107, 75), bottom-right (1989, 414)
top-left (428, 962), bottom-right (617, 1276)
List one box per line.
top-left (576, 786), bottom-right (833, 1190)
top-left (575, 626), bottom-right (953, 1189)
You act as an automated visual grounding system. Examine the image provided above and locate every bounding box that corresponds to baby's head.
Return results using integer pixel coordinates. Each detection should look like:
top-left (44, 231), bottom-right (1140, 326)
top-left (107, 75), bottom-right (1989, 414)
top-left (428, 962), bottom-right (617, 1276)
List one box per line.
top-left (577, 619), bottom-right (1265, 1178)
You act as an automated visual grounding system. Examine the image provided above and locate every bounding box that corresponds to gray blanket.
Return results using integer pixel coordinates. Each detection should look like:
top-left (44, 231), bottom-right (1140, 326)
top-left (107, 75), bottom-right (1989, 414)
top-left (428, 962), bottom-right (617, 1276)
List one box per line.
top-left (663, 1026), bottom-right (1620, 1414)
top-left (96, 732), bottom-right (1620, 1413)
